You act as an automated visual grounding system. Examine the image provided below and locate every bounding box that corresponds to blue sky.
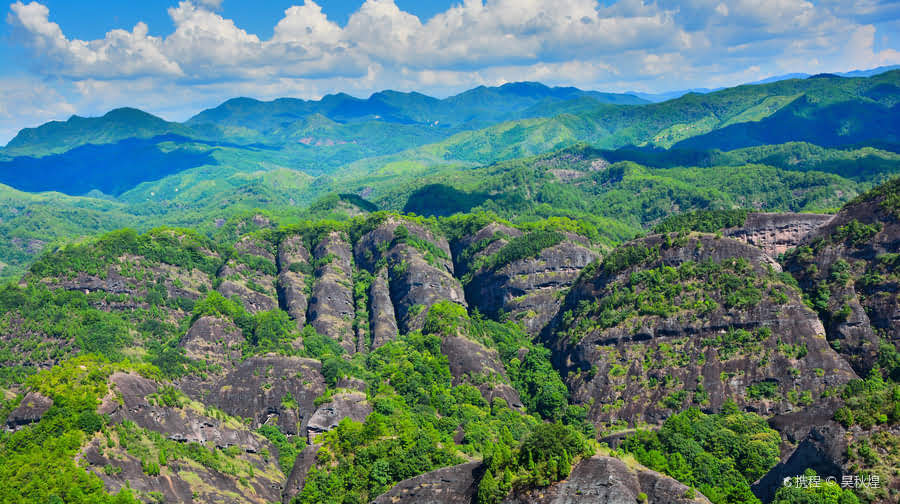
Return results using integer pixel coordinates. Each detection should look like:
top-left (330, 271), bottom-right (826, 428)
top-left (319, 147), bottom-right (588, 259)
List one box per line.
top-left (2, 0), bottom-right (899, 144)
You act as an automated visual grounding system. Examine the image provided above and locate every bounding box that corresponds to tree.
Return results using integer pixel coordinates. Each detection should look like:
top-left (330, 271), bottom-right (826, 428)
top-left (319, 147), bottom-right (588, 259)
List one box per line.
top-left (477, 470), bottom-right (500, 504)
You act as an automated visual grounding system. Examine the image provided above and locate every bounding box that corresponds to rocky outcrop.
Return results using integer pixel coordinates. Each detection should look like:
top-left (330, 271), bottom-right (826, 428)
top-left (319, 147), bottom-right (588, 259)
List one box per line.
top-left (355, 217), bottom-right (466, 333)
top-left (753, 421), bottom-right (847, 503)
top-left (372, 461), bottom-right (482, 504)
top-left (82, 436), bottom-right (283, 504)
top-left (179, 315), bottom-right (244, 370)
top-left (372, 456), bottom-right (710, 504)
top-left (102, 372), bottom-right (269, 452)
top-left (84, 369), bottom-right (288, 504)
top-left (725, 212), bottom-right (832, 257)
top-left (50, 268), bottom-right (136, 296)
top-left (306, 391), bottom-right (372, 443)
top-left (441, 335), bottom-right (524, 410)
top-left (83, 437), bottom-right (282, 504)
top-left (5, 391), bottom-right (53, 429)
top-left (217, 237), bottom-right (279, 314)
top-left (307, 232), bottom-right (356, 351)
top-left (783, 180), bottom-right (900, 375)
top-left (189, 355), bottom-right (326, 436)
top-left (283, 444), bottom-right (322, 504)
top-left (464, 224), bottom-right (599, 335)
top-left (451, 223), bottom-right (523, 277)
top-left (277, 235), bottom-right (311, 332)
top-left (369, 267), bottom-right (398, 349)
top-left (42, 252), bottom-right (214, 315)
top-left (504, 456), bottom-right (710, 504)
top-left (549, 234), bottom-right (857, 427)
top-left (217, 278), bottom-right (278, 313)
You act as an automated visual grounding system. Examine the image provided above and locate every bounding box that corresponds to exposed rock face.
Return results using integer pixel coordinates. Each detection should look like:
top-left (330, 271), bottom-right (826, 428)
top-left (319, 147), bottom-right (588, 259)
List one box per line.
top-left (179, 315), bottom-right (244, 370)
top-left (50, 268), bottom-right (136, 296)
top-left (548, 234), bottom-right (857, 427)
top-left (464, 224), bottom-right (599, 335)
top-left (276, 235), bottom-right (311, 332)
top-left (753, 422), bottom-right (847, 503)
top-left (83, 439), bottom-right (280, 504)
top-left (236, 235), bottom-right (276, 262)
top-left (102, 372), bottom-right (268, 452)
top-left (372, 456), bottom-right (710, 504)
top-left (369, 267), bottom-right (399, 349)
top-left (40, 249), bottom-right (214, 316)
top-left (441, 335), bottom-right (524, 410)
top-left (5, 391), bottom-right (53, 429)
top-left (307, 232), bottom-right (356, 351)
top-left (372, 461), bottom-right (482, 504)
top-left (188, 355), bottom-right (326, 436)
top-left (217, 278), bottom-right (277, 313)
top-left (451, 223), bottom-right (524, 278)
top-left (94, 373), bottom-right (285, 503)
top-left (355, 217), bottom-right (466, 333)
top-left (82, 436), bottom-right (283, 504)
top-left (85, 371), bottom-right (284, 504)
top-left (217, 236), bottom-right (278, 314)
top-left (725, 212), bottom-right (833, 257)
top-left (504, 456), bottom-right (711, 504)
top-left (306, 391), bottom-right (372, 443)
top-left (283, 444), bottom-right (322, 504)
top-left (783, 182), bottom-right (900, 375)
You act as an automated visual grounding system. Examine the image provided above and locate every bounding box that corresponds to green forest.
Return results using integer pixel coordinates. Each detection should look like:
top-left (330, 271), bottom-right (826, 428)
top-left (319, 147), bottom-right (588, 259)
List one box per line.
top-left (0, 71), bottom-right (899, 504)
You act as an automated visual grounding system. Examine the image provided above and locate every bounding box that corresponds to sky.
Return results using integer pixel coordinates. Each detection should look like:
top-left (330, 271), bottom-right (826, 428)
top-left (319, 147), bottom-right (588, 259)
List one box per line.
top-left (1, 0), bottom-right (899, 144)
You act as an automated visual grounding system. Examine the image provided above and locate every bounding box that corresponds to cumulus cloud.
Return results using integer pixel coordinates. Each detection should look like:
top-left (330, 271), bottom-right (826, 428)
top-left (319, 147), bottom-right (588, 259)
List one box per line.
top-left (7, 1), bottom-right (182, 79)
top-left (3, 0), bottom-right (900, 141)
top-left (8, 0), bottom-right (900, 83)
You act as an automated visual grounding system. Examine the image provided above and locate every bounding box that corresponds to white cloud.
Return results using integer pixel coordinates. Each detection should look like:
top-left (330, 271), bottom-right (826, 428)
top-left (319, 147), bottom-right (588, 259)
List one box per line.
top-left (2, 0), bottom-right (900, 142)
top-left (0, 76), bottom-right (76, 144)
top-left (836, 24), bottom-right (900, 69)
top-left (8, 1), bottom-right (182, 79)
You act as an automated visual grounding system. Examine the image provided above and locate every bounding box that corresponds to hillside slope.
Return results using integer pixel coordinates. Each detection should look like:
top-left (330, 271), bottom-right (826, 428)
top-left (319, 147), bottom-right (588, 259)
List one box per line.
top-left (2, 178), bottom-right (899, 503)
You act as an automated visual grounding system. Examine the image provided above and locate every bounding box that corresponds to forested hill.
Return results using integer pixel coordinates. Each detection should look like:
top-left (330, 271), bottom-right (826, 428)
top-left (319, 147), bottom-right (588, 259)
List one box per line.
top-left (0, 71), bottom-right (896, 282)
top-left (1, 174), bottom-right (900, 503)
top-left (1, 69), bottom-right (900, 503)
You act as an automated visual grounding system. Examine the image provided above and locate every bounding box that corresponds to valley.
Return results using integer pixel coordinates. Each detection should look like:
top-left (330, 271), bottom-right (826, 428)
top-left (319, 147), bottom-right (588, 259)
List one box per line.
top-left (0, 70), bottom-right (899, 504)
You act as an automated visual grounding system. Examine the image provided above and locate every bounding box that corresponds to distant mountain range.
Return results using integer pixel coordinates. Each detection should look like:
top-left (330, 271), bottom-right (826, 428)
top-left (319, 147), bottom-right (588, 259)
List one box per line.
top-left (3, 82), bottom-right (647, 158)
top-left (628, 64), bottom-right (900, 102)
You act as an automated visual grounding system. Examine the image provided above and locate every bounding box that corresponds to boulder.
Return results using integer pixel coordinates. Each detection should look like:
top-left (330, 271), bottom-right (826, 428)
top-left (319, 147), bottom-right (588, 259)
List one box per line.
top-left (5, 391), bottom-right (53, 429)
top-left (441, 335), bottom-right (524, 411)
top-left (306, 391), bottom-right (372, 443)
